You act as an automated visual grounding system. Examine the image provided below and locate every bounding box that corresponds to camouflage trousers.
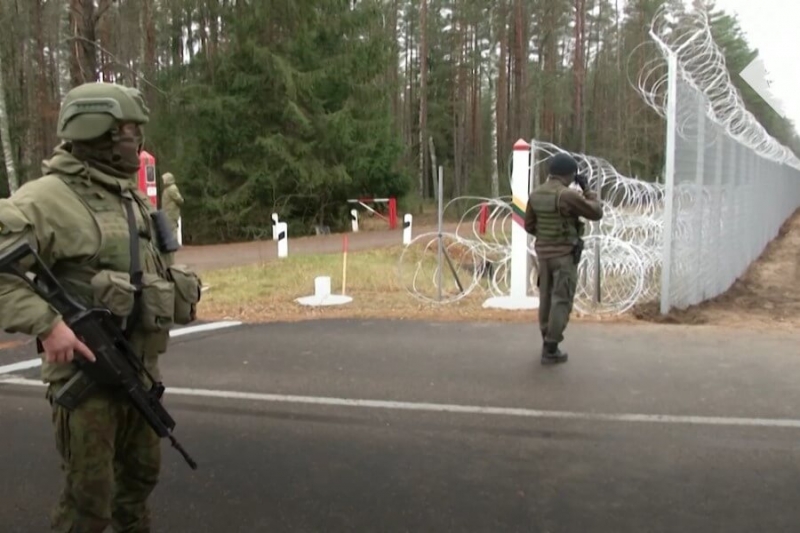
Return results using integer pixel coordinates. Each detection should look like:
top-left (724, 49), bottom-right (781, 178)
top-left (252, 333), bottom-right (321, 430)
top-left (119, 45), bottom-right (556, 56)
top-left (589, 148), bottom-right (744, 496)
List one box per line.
top-left (536, 254), bottom-right (578, 344)
top-left (46, 382), bottom-right (161, 533)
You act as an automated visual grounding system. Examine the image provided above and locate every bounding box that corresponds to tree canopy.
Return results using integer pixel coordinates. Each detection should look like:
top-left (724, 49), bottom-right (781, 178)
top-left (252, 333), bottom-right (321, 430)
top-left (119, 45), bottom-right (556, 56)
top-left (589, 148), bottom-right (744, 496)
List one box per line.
top-left (0, 0), bottom-right (796, 244)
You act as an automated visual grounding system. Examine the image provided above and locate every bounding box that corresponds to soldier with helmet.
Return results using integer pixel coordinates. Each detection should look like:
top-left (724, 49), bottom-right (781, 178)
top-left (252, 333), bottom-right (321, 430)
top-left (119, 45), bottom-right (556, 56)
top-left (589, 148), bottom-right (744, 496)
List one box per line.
top-left (524, 152), bottom-right (603, 365)
top-left (0, 82), bottom-right (201, 531)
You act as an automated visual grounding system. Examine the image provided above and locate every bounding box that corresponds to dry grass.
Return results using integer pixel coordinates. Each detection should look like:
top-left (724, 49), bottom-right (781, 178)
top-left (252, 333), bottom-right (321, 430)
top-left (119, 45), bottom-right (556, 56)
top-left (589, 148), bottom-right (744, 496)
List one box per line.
top-left (197, 244), bottom-right (596, 325)
top-left (197, 208), bottom-right (800, 331)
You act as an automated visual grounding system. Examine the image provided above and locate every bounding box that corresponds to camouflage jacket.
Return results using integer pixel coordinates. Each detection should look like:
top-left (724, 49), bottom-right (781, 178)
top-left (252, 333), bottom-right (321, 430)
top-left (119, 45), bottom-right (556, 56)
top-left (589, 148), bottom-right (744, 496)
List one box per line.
top-left (0, 145), bottom-right (201, 383)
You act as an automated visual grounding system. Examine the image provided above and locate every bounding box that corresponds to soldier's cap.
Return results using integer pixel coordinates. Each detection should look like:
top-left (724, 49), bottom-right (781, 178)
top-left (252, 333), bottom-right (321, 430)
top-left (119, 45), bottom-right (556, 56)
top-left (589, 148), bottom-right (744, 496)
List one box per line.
top-left (548, 153), bottom-right (578, 177)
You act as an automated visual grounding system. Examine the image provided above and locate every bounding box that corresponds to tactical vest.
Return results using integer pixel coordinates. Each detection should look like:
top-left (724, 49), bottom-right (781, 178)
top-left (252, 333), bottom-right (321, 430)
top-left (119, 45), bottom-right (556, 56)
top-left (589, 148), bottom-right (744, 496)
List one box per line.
top-left (528, 180), bottom-right (581, 244)
top-left (40, 173), bottom-right (173, 384)
top-left (51, 174), bottom-right (168, 305)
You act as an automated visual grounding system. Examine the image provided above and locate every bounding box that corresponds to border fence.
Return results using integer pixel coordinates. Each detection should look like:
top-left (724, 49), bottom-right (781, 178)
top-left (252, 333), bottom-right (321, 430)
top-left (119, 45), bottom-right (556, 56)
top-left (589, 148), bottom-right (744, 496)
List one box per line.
top-left (397, 5), bottom-right (800, 316)
top-left (649, 5), bottom-right (800, 313)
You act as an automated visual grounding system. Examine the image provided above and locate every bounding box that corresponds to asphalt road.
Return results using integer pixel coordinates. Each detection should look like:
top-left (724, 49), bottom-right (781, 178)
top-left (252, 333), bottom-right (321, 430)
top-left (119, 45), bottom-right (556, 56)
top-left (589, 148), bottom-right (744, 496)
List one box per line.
top-left (1, 319), bottom-right (799, 532)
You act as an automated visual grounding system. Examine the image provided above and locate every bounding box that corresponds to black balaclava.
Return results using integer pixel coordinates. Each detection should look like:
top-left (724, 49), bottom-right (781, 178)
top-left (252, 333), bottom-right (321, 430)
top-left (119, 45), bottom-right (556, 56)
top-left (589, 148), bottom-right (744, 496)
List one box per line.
top-left (71, 124), bottom-right (143, 179)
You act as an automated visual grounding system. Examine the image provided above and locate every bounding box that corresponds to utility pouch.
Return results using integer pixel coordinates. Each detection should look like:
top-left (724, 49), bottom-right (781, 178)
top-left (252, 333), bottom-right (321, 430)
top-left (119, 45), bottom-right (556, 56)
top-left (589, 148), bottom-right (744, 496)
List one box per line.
top-left (138, 272), bottom-right (176, 333)
top-left (167, 264), bottom-right (201, 325)
top-left (90, 270), bottom-right (136, 317)
top-left (572, 238), bottom-right (585, 265)
top-left (53, 370), bottom-right (100, 411)
top-left (151, 210), bottom-right (180, 253)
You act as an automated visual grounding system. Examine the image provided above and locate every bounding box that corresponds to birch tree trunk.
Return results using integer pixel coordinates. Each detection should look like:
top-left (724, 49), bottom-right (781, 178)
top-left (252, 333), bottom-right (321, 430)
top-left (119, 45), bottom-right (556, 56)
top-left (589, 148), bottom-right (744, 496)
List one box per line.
top-left (0, 49), bottom-right (18, 193)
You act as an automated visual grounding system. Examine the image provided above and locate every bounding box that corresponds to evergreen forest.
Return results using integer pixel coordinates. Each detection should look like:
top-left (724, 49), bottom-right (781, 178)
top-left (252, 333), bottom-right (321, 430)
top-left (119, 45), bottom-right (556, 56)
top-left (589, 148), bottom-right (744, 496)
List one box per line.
top-left (0, 0), bottom-right (796, 243)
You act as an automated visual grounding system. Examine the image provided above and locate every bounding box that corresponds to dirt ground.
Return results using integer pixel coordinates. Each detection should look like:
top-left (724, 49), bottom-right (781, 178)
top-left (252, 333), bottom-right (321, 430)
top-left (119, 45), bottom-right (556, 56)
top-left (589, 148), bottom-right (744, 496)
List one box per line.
top-left (633, 208), bottom-right (800, 330)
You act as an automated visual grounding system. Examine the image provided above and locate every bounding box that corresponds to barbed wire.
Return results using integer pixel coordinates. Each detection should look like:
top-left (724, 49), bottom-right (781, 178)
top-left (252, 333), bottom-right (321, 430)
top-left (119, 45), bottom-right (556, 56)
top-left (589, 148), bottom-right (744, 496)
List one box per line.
top-left (640, 4), bottom-right (800, 170)
top-left (396, 143), bottom-right (667, 316)
top-left (396, 4), bottom-right (799, 316)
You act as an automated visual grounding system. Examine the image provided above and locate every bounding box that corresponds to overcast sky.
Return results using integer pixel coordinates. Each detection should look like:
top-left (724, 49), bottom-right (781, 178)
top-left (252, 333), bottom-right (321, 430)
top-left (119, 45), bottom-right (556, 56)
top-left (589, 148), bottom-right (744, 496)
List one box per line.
top-left (711, 0), bottom-right (800, 135)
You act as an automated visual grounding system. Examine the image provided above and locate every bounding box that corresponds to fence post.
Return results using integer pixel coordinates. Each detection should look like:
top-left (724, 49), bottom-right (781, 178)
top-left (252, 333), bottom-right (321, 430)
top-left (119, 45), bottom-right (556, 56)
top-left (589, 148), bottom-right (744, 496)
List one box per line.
top-left (350, 209), bottom-right (359, 232)
top-left (736, 141), bottom-right (746, 277)
top-left (659, 50), bottom-right (678, 315)
top-left (692, 96), bottom-right (706, 305)
top-left (711, 130), bottom-right (724, 297)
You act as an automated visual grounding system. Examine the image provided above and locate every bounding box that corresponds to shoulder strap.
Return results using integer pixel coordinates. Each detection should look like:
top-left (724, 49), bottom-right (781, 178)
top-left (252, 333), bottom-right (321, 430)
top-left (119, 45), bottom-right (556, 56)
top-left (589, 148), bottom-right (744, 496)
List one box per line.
top-left (129, 191), bottom-right (171, 276)
top-left (122, 197), bottom-right (142, 337)
top-left (123, 198), bottom-right (143, 287)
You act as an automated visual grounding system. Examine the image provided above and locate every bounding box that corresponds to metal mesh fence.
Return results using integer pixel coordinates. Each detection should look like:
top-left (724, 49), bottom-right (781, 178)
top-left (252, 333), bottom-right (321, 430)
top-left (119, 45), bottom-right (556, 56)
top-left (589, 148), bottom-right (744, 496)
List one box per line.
top-left (661, 68), bottom-right (800, 312)
top-left (395, 6), bottom-right (800, 317)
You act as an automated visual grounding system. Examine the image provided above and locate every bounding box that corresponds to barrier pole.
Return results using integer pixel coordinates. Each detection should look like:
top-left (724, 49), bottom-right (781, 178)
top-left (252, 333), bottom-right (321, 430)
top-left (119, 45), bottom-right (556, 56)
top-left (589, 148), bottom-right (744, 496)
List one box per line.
top-left (342, 234), bottom-right (349, 295)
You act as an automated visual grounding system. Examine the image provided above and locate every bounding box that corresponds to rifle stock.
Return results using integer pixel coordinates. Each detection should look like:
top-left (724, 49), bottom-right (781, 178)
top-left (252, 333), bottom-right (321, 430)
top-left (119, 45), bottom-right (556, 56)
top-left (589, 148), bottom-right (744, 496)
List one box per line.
top-left (0, 239), bottom-right (197, 470)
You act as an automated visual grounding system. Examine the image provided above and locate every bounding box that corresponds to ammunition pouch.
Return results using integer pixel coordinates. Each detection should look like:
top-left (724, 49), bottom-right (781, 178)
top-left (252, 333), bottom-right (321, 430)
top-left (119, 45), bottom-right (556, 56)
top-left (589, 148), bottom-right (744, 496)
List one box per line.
top-left (90, 265), bottom-right (200, 333)
top-left (91, 270), bottom-right (136, 318)
top-left (52, 370), bottom-right (103, 411)
top-left (167, 264), bottom-right (202, 325)
top-left (138, 273), bottom-right (176, 333)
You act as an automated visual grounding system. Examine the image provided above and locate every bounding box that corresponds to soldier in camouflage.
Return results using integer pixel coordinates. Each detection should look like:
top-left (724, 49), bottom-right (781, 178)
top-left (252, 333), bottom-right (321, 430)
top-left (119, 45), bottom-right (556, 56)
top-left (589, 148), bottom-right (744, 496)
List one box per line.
top-left (0, 82), bottom-right (201, 532)
top-left (160, 172), bottom-right (183, 241)
top-left (524, 153), bottom-right (603, 365)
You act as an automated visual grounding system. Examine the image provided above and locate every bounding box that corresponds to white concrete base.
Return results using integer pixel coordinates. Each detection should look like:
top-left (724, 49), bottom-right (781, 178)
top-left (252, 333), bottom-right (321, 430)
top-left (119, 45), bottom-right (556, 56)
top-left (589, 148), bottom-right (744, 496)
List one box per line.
top-left (295, 276), bottom-right (352, 307)
top-left (482, 296), bottom-right (540, 310)
top-left (295, 294), bottom-right (353, 306)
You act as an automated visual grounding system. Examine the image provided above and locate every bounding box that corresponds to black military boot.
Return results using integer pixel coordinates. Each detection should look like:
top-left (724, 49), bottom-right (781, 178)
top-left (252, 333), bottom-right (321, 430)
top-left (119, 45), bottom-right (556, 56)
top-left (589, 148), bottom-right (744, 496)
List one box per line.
top-left (541, 341), bottom-right (568, 365)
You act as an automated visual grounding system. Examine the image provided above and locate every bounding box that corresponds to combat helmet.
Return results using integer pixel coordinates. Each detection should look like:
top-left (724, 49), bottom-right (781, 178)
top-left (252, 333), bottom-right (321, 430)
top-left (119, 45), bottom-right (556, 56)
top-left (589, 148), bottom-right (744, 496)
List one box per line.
top-left (548, 153), bottom-right (578, 177)
top-left (56, 82), bottom-right (150, 142)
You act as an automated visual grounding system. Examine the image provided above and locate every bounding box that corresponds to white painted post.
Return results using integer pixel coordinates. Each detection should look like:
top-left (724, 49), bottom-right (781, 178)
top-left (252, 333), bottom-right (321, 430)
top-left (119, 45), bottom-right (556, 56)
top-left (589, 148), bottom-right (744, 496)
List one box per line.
top-left (402, 213), bottom-right (412, 244)
top-left (295, 275), bottom-right (353, 306)
top-left (276, 222), bottom-right (288, 258)
top-left (314, 276), bottom-right (331, 298)
top-left (271, 213), bottom-right (279, 240)
top-left (177, 217), bottom-right (183, 246)
top-left (509, 140), bottom-right (530, 300)
top-left (350, 209), bottom-right (359, 232)
top-left (481, 139), bottom-right (539, 310)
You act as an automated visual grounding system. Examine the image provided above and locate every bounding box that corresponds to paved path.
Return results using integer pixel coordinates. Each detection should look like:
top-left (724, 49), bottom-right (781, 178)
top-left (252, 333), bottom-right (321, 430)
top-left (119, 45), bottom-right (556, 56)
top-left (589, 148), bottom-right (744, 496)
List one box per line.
top-left (1, 320), bottom-right (798, 532)
top-left (176, 224), bottom-right (458, 272)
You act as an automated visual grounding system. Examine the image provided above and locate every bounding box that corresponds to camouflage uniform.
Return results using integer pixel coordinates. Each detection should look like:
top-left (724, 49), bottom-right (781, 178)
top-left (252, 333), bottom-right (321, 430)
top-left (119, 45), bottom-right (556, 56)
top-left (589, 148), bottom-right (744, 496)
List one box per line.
top-left (524, 153), bottom-right (603, 364)
top-left (0, 82), bottom-right (201, 532)
top-left (160, 172), bottom-right (183, 240)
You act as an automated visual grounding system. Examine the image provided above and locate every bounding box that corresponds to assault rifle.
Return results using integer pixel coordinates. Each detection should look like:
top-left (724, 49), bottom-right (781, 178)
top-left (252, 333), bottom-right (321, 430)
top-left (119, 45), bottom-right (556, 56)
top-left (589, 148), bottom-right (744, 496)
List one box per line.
top-left (0, 238), bottom-right (197, 470)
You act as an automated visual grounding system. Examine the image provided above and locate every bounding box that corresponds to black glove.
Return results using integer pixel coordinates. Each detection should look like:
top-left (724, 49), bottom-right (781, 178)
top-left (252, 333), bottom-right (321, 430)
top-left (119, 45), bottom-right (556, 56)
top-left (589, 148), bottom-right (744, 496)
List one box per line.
top-left (574, 173), bottom-right (588, 191)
